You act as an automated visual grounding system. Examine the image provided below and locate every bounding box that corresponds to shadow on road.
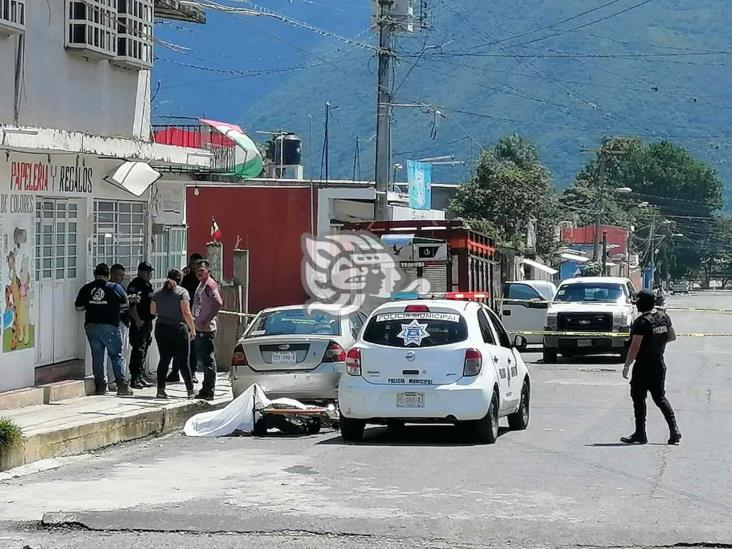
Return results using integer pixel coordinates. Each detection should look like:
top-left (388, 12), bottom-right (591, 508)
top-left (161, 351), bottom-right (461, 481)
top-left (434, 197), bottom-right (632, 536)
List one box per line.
top-left (318, 425), bottom-right (511, 447)
top-left (586, 442), bottom-right (668, 447)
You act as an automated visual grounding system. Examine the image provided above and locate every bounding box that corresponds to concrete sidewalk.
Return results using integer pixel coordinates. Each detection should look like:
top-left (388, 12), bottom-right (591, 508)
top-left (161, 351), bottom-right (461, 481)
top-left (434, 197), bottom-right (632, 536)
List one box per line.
top-left (0, 375), bottom-right (232, 473)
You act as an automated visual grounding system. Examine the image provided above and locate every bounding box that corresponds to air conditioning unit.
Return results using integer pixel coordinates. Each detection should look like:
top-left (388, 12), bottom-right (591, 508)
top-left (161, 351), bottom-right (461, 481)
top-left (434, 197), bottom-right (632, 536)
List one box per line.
top-left (0, 0), bottom-right (25, 35)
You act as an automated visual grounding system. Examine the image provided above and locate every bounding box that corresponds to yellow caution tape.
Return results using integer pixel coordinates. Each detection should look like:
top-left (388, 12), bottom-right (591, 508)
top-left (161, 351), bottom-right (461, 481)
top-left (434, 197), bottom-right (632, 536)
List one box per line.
top-left (500, 298), bottom-right (732, 313)
top-left (219, 310), bottom-right (257, 319)
top-left (514, 330), bottom-right (732, 338)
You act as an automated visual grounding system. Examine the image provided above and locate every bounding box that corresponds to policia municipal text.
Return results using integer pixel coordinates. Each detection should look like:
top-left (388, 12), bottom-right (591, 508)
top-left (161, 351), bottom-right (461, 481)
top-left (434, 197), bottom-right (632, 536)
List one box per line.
top-left (621, 289), bottom-right (682, 445)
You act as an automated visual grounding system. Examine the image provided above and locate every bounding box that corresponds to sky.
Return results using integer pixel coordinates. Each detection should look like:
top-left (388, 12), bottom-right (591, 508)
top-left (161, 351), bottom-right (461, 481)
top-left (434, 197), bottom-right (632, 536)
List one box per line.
top-left (153, 1), bottom-right (370, 125)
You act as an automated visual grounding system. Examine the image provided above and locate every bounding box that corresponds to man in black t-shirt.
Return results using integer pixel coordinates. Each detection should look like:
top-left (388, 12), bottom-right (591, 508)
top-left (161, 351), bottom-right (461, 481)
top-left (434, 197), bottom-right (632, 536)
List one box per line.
top-left (621, 289), bottom-right (681, 445)
top-left (168, 252), bottom-right (203, 383)
top-left (127, 262), bottom-right (156, 389)
top-left (75, 263), bottom-right (133, 396)
top-left (106, 264), bottom-right (129, 392)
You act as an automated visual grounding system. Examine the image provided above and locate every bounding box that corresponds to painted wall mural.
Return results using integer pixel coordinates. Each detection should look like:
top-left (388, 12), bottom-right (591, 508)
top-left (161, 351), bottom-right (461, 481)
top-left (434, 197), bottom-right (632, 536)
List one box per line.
top-left (1, 165), bottom-right (37, 353)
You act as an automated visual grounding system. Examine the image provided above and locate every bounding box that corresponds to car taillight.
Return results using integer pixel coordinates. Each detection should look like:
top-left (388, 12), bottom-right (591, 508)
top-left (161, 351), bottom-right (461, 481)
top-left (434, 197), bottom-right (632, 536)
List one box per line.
top-left (231, 345), bottom-right (248, 367)
top-left (323, 341), bottom-right (346, 363)
top-left (405, 304), bottom-right (430, 312)
top-left (463, 348), bottom-right (482, 376)
top-left (346, 348), bottom-right (362, 376)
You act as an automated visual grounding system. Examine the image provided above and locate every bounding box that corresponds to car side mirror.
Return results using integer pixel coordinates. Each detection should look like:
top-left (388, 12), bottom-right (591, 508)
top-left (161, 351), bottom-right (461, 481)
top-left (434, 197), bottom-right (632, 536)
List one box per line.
top-left (512, 334), bottom-right (528, 352)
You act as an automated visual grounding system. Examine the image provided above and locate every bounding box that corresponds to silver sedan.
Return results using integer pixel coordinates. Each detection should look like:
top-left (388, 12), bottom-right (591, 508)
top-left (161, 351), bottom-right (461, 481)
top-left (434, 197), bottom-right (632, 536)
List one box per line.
top-left (229, 305), bottom-right (366, 404)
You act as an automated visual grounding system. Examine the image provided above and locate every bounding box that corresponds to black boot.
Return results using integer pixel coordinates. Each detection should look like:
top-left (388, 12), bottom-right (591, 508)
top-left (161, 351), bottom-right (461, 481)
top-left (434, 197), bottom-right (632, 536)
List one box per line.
top-left (94, 381), bottom-right (107, 396)
top-left (620, 432), bottom-right (647, 444)
top-left (668, 431), bottom-right (682, 445)
top-left (130, 377), bottom-right (144, 390)
top-left (116, 382), bottom-right (134, 397)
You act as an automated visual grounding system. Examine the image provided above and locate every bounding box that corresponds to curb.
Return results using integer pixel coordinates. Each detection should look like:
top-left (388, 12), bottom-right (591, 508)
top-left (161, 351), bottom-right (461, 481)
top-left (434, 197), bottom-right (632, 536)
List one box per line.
top-left (0, 398), bottom-right (230, 473)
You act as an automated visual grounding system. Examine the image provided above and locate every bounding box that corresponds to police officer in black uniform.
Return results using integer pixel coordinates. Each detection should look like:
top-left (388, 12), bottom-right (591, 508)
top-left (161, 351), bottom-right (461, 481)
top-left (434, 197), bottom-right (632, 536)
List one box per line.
top-left (621, 289), bottom-right (682, 445)
top-left (127, 262), bottom-right (156, 389)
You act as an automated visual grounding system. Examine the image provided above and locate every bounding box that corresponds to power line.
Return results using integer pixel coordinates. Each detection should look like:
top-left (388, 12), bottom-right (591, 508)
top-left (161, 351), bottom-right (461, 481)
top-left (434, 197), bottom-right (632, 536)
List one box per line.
top-left (196, 0), bottom-right (379, 52)
top-left (452, 0), bottom-right (626, 53)
top-left (430, 0), bottom-right (659, 139)
top-left (488, 0), bottom-right (658, 52)
top-left (426, 50), bottom-right (732, 59)
top-left (156, 56), bottom-right (322, 76)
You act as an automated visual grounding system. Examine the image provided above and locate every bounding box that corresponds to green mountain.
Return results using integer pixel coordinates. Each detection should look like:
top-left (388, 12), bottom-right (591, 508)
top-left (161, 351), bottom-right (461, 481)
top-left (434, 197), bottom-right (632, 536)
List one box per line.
top-left (242, 0), bottom-right (731, 209)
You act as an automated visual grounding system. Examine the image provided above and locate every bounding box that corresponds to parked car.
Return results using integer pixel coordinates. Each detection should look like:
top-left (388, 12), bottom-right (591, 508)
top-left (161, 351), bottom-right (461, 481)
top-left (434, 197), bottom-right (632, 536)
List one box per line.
top-left (501, 280), bottom-right (557, 345)
top-left (229, 305), bottom-right (367, 404)
top-left (542, 277), bottom-right (637, 363)
top-left (338, 295), bottom-right (531, 444)
top-left (671, 280), bottom-right (691, 294)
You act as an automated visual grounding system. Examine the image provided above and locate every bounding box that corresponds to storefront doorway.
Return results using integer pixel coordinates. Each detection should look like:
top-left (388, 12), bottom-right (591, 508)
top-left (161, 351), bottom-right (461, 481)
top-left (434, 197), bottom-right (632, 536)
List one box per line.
top-left (35, 198), bottom-right (84, 366)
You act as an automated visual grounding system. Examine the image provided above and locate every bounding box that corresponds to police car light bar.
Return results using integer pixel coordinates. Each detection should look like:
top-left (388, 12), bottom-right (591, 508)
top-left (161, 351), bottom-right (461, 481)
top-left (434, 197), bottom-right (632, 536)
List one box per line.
top-left (391, 292), bottom-right (490, 301)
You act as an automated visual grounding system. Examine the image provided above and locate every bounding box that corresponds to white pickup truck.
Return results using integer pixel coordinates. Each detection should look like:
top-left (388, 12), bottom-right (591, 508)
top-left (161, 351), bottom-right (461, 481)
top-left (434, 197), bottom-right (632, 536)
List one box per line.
top-left (542, 277), bottom-right (637, 363)
top-left (501, 281), bottom-right (557, 346)
top-left (670, 280), bottom-right (691, 294)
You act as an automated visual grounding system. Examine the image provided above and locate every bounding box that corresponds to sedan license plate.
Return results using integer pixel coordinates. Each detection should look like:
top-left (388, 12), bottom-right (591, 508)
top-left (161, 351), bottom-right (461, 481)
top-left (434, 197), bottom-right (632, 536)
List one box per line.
top-left (396, 392), bottom-right (424, 408)
top-left (271, 351), bottom-right (296, 364)
top-left (577, 339), bottom-right (592, 348)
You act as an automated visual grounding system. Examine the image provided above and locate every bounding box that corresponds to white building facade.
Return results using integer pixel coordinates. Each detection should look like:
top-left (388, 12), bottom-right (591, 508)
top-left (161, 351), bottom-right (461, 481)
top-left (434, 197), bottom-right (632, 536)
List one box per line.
top-left (0, 0), bottom-right (208, 392)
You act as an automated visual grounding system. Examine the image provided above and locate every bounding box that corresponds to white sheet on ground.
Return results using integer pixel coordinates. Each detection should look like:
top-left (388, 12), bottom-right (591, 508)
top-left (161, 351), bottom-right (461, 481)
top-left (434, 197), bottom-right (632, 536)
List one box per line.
top-left (183, 384), bottom-right (310, 437)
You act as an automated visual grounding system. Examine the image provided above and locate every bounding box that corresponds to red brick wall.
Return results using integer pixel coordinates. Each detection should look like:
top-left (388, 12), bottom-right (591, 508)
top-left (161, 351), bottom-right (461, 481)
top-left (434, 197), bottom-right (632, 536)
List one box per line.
top-left (186, 186), bottom-right (315, 313)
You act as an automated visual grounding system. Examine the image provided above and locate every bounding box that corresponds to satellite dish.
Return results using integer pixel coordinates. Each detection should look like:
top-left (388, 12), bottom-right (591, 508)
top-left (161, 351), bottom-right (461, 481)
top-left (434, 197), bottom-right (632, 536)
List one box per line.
top-left (104, 162), bottom-right (161, 197)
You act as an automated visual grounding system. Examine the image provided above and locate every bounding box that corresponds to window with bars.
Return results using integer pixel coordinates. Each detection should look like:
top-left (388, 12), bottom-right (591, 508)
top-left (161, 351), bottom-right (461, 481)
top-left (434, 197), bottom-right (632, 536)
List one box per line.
top-left (0, 0), bottom-right (25, 34)
top-left (35, 200), bottom-right (79, 281)
top-left (66, 0), bottom-right (118, 59)
top-left (93, 200), bottom-right (146, 276)
top-left (115, 0), bottom-right (153, 69)
top-left (150, 226), bottom-right (187, 284)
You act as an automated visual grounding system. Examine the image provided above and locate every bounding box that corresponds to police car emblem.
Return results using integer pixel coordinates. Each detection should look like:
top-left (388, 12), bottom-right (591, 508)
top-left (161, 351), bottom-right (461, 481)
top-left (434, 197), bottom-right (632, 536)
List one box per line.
top-left (397, 320), bottom-right (430, 346)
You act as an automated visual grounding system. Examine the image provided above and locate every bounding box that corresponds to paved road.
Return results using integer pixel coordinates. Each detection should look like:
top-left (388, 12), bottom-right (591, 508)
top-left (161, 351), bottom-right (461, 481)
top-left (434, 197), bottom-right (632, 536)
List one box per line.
top-left (2, 292), bottom-right (731, 549)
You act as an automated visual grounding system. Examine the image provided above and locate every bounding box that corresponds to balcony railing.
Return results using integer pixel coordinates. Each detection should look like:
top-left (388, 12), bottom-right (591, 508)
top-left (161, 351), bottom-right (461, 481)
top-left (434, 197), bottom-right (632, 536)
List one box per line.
top-left (152, 122), bottom-right (236, 173)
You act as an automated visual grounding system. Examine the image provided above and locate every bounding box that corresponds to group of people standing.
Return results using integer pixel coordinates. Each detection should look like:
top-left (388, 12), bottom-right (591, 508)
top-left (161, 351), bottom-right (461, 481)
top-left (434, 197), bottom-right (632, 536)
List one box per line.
top-left (74, 253), bottom-right (223, 400)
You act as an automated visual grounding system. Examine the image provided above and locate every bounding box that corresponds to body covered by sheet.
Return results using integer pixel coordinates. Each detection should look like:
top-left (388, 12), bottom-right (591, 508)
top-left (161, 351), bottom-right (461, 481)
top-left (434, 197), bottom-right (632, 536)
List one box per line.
top-left (183, 384), bottom-right (308, 437)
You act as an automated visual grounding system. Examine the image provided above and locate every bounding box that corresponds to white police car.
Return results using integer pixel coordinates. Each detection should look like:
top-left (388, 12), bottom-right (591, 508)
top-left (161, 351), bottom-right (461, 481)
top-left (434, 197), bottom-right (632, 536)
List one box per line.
top-left (338, 294), bottom-right (531, 444)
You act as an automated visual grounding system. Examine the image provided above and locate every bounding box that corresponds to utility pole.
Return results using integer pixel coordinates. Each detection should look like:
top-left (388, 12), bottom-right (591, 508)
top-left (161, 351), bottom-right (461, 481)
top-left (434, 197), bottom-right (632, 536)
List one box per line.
top-left (648, 212), bottom-right (657, 288)
top-left (324, 102), bottom-right (331, 183)
top-left (625, 221), bottom-right (633, 278)
top-left (352, 137), bottom-right (361, 181)
top-left (593, 140), bottom-right (608, 262)
top-left (374, 0), bottom-right (394, 221)
top-left (601, 231), bottom-right (608, 275)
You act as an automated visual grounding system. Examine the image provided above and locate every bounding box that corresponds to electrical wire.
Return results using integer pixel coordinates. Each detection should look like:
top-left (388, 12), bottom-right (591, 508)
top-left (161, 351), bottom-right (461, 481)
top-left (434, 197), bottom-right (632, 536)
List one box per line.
top-left (479, 0), bottom-right (657, 51)
top-left (195, 0), bottom-right (379, 52)
top-left (452, 0), bottom-right (626, 54)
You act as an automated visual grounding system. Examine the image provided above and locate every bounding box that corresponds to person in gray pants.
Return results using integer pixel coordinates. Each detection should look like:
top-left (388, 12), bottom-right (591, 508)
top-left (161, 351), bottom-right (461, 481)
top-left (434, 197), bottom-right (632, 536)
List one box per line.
top-left (192, 260), bottom-right (223, 400)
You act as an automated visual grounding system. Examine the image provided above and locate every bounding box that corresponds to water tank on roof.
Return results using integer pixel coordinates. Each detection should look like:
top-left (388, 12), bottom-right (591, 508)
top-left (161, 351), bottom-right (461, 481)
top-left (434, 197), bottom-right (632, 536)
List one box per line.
top-left (274, 133), bottom-right (302, 166)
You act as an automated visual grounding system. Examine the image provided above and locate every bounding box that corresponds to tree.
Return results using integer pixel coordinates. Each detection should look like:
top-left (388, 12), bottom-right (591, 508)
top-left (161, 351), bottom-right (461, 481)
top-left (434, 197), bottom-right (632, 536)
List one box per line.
top-left (565, 137), bottom-right (725, 279)
top-left (697, 216), bottom-right (732, 288)
top-left (580, 262), bottom-right (603, 277)
top-left (449, 135), bottom-right (560, 257)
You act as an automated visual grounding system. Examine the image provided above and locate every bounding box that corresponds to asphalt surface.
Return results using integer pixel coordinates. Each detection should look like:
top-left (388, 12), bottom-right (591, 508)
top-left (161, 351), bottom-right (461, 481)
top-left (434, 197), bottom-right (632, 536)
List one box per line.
top-left (1, 292), bottom-right (731, 549)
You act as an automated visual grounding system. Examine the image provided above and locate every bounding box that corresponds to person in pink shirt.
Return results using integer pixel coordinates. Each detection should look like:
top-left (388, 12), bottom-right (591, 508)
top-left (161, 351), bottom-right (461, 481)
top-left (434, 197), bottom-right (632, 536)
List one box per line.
top-left (192, 260), bottom-right (223, 400)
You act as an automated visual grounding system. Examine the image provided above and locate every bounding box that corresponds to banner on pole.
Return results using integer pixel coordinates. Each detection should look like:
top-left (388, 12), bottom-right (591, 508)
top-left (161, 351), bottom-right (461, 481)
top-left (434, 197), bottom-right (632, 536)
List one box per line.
top-left (407, 160), bottom-right (432, 210)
